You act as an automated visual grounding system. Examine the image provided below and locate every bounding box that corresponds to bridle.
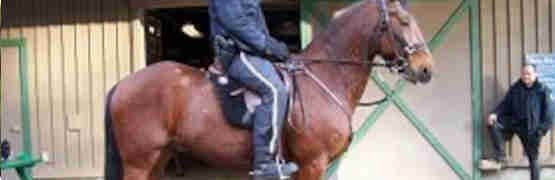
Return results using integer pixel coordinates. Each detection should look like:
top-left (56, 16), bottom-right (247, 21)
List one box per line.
top-left (293, 0), bottom-right (427, 74)
top-left (285, 0), bottom-right (428, 126)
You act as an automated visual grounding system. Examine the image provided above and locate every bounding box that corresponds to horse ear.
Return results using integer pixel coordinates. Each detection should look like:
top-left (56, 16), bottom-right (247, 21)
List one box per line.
top-left (387, 1), bottom-right (401, 13)
top-left (387, 0), bottom-right (409, 10)
top-left (388, 0), bottom-right (411, 24)
top-left (399, 0), bottom-right (408, 8)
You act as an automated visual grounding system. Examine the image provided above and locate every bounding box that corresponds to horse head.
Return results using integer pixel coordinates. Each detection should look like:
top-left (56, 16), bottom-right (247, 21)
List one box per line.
top-left (305, 0), bottom-right (434, 84)
top-left (373, 0), bottom-right (434, 84)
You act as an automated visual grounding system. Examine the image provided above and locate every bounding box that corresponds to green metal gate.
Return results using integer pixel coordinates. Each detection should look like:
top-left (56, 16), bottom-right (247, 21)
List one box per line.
top-left (0, 38), bottom-right (44, 180)
top-left (299, 0), bottom-right (482, 180)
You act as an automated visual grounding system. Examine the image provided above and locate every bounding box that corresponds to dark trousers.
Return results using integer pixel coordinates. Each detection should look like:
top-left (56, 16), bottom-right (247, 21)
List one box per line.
top-left (490, 121), bottom-right (543, 180)
top-left (227, 52), bottom-right (289, 166)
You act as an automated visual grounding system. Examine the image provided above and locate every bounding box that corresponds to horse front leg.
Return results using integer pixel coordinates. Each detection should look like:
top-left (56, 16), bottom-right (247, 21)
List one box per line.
top-left (295, 155), bottom-right (329, 180)
top-left (122, 148), bottom-right (171, 180)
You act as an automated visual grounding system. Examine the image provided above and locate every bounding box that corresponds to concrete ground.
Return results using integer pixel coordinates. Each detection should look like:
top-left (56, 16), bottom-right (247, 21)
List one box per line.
top-left (483, 168), bottom-right (555, 180)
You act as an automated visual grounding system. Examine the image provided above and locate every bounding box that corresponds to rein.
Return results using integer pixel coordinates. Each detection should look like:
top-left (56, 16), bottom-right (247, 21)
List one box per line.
top-left (283, 0), bottom-right (412, 129)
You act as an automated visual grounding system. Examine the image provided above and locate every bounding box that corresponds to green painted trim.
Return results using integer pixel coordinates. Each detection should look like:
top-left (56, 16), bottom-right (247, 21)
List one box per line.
top-left (0, 38), bottom-right (33, 157)
top-left (0, 155), bottom-right (41, 169)
top-left (18, 39), bottom-right (33, 157)
top-left (0, 38), bottom-right (41, 180)
top-left (300, 0), bottom-right (314, 48)
top-left (16, 167), bottom-right (34, 180)
top-left (0, 38), bottom-right (26, 47)
top-left (469, 0), bottom-right (482, 180)
top-left (428, 0), bottom-right (470, 51)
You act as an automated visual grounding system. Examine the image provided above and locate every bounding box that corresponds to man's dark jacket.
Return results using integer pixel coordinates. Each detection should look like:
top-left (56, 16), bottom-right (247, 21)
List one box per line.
top-left (209, 0), bottom-right (282, 56)
top-left (495, 79), bottom-right (554, 136)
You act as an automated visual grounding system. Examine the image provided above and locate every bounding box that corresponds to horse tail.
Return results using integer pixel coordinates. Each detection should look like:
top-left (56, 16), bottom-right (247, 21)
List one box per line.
top-left (104, 84), bottom-right (122, 180)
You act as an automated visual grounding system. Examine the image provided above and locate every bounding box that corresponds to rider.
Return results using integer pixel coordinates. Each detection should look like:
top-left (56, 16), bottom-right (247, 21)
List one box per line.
top-left (209, 0), bottom-right (298, 179)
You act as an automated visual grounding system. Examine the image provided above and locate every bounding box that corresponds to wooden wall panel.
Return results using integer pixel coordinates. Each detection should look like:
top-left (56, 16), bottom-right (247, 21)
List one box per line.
top-left (49, 0), bottom-right (67, 168)
top-left (88, 0), bottom-right (105, 168)
top-left (75, 0), bottom-right (94, 169)
top-left (118, 0), bottom-right (132, 79)
top-left (481, 0), bottom-right (555, 166)
top-left (1, 0), bottom-right (143, 177)
top-left (480, 0), bottom-right (496, 158)
top-left (60, 0), bottom-right (80, 167)
top-left (508, 0), bottom-right (522, 83)
top-left (35, 0), bottom-right (55, 171)
top-left (537, 0), bottom-right (552, 160)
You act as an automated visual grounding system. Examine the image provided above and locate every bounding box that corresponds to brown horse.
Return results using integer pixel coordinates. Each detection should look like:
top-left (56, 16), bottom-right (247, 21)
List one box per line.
top-left (104, 0), bottom-right (434, 179)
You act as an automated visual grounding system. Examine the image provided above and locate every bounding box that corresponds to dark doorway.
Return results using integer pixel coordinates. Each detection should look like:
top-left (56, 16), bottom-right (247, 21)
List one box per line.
top-left (145, 6), bottom-right (300, 69)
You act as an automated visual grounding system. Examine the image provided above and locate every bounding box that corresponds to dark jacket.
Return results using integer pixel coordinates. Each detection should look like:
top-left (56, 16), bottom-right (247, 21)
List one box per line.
top-left (495, 79), bottom-right (554, 135)
top-left (209, 0), bottom-right (280, 56)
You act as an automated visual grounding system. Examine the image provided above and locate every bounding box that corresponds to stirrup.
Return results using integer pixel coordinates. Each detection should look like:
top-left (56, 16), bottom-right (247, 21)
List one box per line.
top-left (249, 162), bottom-right (299, 180)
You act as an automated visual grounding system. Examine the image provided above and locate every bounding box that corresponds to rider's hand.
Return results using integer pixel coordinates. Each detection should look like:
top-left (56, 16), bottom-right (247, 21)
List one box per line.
top-left (265, 38), bottom-right (290, 62)
top-left (487, 114), bottom-right (497, 126)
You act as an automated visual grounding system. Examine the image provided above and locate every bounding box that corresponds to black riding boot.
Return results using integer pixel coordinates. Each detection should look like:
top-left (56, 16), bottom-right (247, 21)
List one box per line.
top-left (252, 147), bottom-right (298, 180)
top-left (251, 104), bottom-right (298, 179)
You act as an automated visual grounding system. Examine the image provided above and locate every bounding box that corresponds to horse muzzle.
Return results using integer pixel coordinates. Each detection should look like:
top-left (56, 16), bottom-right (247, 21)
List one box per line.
top-left (401, 66), bottom-right (432, 84)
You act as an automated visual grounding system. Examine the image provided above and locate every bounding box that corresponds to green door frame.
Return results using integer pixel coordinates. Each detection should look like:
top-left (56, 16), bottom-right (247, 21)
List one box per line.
top-left (0, 38), bottom-right (43, 180)
top-left (299, 0), bottom-right (482, 180)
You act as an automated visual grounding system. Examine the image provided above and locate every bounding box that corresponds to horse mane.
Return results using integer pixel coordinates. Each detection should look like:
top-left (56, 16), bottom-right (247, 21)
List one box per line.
top-left (323, 0), bottom-right (409, 38)
top-left (324, 1), bottom-right (370, 39)
top-left (303, 1), bottom-right (376, 58)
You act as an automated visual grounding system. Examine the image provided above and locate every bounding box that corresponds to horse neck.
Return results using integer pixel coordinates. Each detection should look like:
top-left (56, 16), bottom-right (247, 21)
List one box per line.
top-left (295, 32), bottom-right (375, 115)
top-left (291, 1), bottom-right (382, 116)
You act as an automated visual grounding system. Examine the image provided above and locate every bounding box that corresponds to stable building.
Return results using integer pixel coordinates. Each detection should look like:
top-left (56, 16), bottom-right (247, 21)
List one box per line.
top-left (1, 0), bottom-right (554, 179)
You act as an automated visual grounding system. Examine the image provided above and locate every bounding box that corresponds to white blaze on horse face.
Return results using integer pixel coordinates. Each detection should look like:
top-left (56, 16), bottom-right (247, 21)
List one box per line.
top-left (392, 4), bottom-right (428, 54)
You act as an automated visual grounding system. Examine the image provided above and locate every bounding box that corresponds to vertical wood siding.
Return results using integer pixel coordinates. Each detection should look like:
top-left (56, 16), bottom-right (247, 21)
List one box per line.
top-left (0, 0), bottom-right (145, 178)
top-left (481, 0), bottom-right (555, 166)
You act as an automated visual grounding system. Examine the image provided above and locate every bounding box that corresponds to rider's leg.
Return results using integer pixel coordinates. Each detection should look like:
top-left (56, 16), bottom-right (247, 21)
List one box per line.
top-left (227, 52), bottom-right (297, 178)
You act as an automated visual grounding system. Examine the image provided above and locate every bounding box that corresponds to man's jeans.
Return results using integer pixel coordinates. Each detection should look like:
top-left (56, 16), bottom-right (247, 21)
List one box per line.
top-left (490, 120), bottom-right (543, 180)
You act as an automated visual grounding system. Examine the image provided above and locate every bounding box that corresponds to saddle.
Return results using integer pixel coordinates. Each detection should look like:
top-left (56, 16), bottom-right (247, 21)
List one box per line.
top-left (207, 60), bottom-right (295, 129)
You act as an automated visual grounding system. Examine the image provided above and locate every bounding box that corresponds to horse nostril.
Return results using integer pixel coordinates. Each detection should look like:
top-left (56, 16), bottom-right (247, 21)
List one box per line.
top-left (422, 67), bottom-right (430, 75)
top-left (418, 67), bottom-right (432, 83)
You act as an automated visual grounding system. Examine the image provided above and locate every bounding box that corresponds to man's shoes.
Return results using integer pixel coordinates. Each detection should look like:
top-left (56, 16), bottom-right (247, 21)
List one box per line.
top-left (251, 161), bottom-right (299, 180)
top-left (480, 159), bottom-right (503, 171)
top-left (494, 155), bottom-right (507, 164)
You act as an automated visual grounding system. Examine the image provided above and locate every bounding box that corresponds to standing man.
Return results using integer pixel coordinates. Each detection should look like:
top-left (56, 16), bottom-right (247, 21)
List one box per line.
top-left (487, 64), bottom-right (554, 180)
top-left (209, 0), bottom-right (298, 179)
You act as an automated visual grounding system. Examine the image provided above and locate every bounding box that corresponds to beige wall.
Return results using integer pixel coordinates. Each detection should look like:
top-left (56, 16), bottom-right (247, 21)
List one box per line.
top-left (294, 1), bottom-right (475, 179)
top-left (481, 0), bottom-right (555, 167)
top-left (1, 0), bottom-right (145, 178)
